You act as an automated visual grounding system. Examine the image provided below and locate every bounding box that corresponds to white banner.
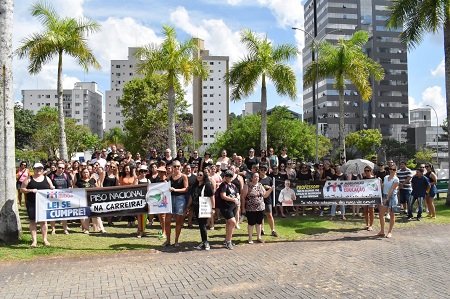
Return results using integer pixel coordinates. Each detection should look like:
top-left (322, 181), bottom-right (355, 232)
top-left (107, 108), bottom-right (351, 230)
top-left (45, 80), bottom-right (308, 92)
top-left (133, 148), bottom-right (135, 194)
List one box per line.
top-left (322, 179), bottom-right (382, 199)
top-left (146, 181), bottom-right (172, 214)
top-left (90, 198), bottom-right (147, 214)
top-left (36, 189), bottom-right (89, 222)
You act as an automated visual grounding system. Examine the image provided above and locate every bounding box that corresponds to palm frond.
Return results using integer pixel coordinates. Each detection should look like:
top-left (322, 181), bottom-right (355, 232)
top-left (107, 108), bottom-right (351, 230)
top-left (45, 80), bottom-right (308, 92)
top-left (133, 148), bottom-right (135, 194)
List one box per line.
top-left (271, 64), bottom-right (297, 100)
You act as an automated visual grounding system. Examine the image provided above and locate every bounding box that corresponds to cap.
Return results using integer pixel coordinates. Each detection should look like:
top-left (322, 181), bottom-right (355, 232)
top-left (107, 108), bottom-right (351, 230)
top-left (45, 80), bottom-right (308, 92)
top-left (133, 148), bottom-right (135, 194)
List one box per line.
top-left (33, 162), bottom-right (44, 169)
top-left (216, 162), bottom-right (221, 166)
top-left (259, 164), bottom-right (268, 169)
top-left (157, 166), bottom-right (167, 172)
top-left (224, 170), bottom-right (234, 177)
top-left (139, 165), bottom-right (148, 171)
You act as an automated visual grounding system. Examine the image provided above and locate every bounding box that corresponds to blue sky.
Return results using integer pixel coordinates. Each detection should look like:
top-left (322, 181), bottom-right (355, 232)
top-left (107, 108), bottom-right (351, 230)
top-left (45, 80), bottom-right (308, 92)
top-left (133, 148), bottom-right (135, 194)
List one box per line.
top-left (12, 0), bottom-right (446, 126)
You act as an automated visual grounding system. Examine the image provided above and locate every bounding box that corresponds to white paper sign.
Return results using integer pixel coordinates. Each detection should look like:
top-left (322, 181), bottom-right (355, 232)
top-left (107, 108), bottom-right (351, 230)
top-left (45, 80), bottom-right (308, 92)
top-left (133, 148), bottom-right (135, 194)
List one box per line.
top-left (198, 196), bottom-right (212, 218)
top-left (146, 181), bottom-right (172, 214)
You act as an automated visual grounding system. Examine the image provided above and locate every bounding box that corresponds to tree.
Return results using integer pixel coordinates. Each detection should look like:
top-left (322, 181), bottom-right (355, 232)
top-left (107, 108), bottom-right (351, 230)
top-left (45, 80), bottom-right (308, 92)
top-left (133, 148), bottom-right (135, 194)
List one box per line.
top-left (102, 127), bottom-right (126, 148)
top-left (303, 30), bottom-right (384, 161)
top-left (381, 138), bottom-right (416, 163)
top-left (208, 106), bottom-right (331, 160)
top-left (345, 129), bottom-right (382, 158)
top-left (134, 25), bottom-right (208, 155)
top-left (226, 29), bottom-right (297, 151)
top-left (415, 147), bottom-right (434, 165)
top-left (33, 107), bottom-right (99, 159)
top-left (387, 0), bottom-right (450, 205)
top-left (0, 0), bottom-right (21, 242)
top-left (15, 1), bottom-right (101, 161)
top-left (14, 104), bottom-right (37, 149)
top-left (119, 74), bottom-right (188, 154)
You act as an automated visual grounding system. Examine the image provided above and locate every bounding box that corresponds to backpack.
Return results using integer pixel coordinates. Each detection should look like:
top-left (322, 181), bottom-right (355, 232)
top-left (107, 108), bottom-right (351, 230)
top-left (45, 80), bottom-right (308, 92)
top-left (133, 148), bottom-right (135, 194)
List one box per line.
top-left (51, 172), bottom-right (71, 188)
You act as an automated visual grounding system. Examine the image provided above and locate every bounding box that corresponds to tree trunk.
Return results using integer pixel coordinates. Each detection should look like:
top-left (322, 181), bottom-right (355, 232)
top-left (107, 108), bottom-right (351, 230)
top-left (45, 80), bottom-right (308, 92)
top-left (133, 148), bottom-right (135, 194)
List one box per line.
top-left (57, 51), bottom-right (68, 161)
top-left (260, 74), bottom-right (267, 151)
top-left (0, 0), bottom-right (22, 242)
top-left (167, 82), bottom-right (176, 155)
top-left (444, 20), bottom-right (450, 206)
top-left (338, 87), bottom-right (346, 161)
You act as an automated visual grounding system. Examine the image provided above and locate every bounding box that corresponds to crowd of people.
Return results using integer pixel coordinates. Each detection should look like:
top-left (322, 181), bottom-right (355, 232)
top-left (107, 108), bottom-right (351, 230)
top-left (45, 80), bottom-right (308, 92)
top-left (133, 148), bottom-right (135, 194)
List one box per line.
top-left (16, 146), bottom-right (438, 248)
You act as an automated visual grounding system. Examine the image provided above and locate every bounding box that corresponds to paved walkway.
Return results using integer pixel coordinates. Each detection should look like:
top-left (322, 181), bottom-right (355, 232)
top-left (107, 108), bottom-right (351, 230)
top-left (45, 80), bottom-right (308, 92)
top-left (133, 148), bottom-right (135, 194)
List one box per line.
top-left (1, 224), bottom-right (449, 299)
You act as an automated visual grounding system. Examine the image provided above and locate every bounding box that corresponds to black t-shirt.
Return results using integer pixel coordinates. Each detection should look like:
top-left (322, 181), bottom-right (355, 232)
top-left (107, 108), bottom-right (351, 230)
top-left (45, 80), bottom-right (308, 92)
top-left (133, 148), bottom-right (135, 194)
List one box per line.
top-left (103, 175), bottom-right (117, 187)
top-left (162, 157), bottom-right (174, 166)
top-left (278, 155), bottom-right (290, 167)
top-left (219, 182), bottom-right (238, 209)
top-left (245, 156), bottom-right (259, 170)
top-left (191, 182), bottom-right (214, 206)
top-left (75, 178), bottom-right (97, 188)
top-left (188, 156), bottom-right (202, 166)
top-left (259, 176), bottom-right (273, 204)
top-left (146, 174), bottom-right (160, 183)
top-left (50, 173), bottom-right (71, 189)
top-left (175, 156), bottom-right (187, 165)
top-left (297, 171), bottom-right (313, 181)
top-left (106, 152), bottom-right (119, 162)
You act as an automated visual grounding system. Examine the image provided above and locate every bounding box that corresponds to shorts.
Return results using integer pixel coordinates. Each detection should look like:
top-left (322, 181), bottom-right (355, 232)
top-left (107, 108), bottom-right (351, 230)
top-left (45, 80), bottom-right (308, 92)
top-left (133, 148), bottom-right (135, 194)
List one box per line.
top-left (220, 205), bottom-right (237, 220)
top-left (399, 189), bottom-right (411, 204)
top-left (382, 194), bottom-right (398, 208)
top-left (264, 203), bottom-right (273, 213)
top-left (428, 186), bottom-right (437, 198)
top-left (246, 210), bottom-right (264, 225)
top-left (171, 195), bottom-right (186, 215)
top-left (16, 182), bottom-right (22, 190)
top-left (25, 198), bottom-right (36, 222)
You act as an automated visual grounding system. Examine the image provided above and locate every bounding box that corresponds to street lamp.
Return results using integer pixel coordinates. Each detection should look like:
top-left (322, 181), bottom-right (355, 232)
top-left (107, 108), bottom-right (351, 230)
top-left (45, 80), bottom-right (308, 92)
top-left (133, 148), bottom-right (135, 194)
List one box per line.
top-left (426, 104), bottom-right (439, 165)
top-left (292, 27), bottom-right (341, 163)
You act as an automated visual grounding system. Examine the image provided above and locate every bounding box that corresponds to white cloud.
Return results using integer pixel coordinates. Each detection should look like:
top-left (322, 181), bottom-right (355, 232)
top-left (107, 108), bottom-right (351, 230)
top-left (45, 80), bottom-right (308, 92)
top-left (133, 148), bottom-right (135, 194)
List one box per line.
top-left (227, 0), bottom-right (244, 5)
top-left (431, 59), bottom-right (445, 77)
top-left (421, 86), bottom-right (446, 126)
top-left (257, 0), bottom-right (304, 29)
top-left (170, 7), bottom-right (246, 66)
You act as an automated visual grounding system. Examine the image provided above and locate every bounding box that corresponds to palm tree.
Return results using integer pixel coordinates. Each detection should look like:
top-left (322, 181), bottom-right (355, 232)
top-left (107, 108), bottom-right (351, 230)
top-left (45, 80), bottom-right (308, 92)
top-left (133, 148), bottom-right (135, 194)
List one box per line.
top-left (387, 0), bottom-right (450, 206)
top-left (134, 25), bottom-right (208, 155)
top-left (303, 30), bottom-right (384, 160)
top-left (226, 29), bottom-right (297, 151)
top-left (0, 0), bottom-right (21, 242)
top-left (15, 1), bottom-right (101, 161)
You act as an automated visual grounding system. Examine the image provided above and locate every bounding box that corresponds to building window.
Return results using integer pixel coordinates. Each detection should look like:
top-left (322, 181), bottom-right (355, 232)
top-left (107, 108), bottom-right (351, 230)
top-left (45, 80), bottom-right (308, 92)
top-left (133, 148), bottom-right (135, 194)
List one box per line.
top-left (203, 86), bottom-right (207, 89)
top-left (210, 78), bottom-right (213, 81)
top-left (116, 120), bottom-right (121, 124)
top-left (210, 135), bottom-right (214, 138)
top-left (210, 118), bottom-right (214, 121)
top-left (75, 111), bottom-right (80, 115)
top-left (203, 127), bottom-right (207, 130)
top-left (203, 102), bottom-right (207, 105)
top-left (116, 65), bottom-right (120, 68)
top-left (210, 86), bottom-right (214, 89)
top-left (210, 110), bottom-right (214, 113)
top-left (203, 135), bottom-right (207, 138)
top-left (203, 110), bottom-right (207, 113)
top-left (210, 102), bottom-right (214, 105)
top-left (210, 70), bottom-right (214, 73)
top-left (204, 118), bottom-right (207, 121)
top-left (210, 94), bottom-right (213, 97)
top-left (210, 127), bottom-right (214, 129)
top-left (203, 94), bottom-right (207, 97)
top-left (209, 62), bottom-right (214, 65)
top-left (45, 103), bottom-right (50, 106)
top-left (45, 95), bottom-right (50, 98)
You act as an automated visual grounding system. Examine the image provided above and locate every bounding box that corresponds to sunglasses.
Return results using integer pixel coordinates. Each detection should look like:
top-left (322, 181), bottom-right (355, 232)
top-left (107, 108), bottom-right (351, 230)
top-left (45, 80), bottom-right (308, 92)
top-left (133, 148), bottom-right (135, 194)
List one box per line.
top-left (197, 174), bottom-right (203, 177)
top-left (58, 167), bottom-right (64, 169)
top-left (173, 165), bottom-right (181, 168)
top-left (425, 165), bottom-right (431, 168)
top-left (391, 169), bottom-right (397, 171)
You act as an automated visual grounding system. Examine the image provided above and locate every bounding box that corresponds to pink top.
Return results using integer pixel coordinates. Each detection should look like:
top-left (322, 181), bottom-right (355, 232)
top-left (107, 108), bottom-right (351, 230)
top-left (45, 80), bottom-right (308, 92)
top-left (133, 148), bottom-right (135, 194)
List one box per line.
top-left (16, 168), bottom-right (30, 183)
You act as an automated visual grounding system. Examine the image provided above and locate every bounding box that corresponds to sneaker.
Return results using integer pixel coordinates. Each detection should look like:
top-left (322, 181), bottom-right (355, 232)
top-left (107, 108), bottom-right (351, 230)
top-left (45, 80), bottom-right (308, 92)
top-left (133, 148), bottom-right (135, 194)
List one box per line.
top-left (319, 211), bottom-right (324, 217)
top-left (235, 224), bottom-right (240, 229)
top-left (336, 211), bottom-right (341, 215)
top-left (204, 242), bottom-right (210, 251)
top-left (261, 230), bottom-right (265, 236)
top-left (425, 208), bottom-right (429, 213)
top-left (195, 242), bottom-right (205, 250)
top-left (417, 217), bottom-right (421, 221)
top-left (225, 241), bottom-right (233, 250)
top-left (271, 230), bottom-right (278, 237)
top-left (407, 217), bottom-right (414, 221)
top-left (385, 214), bottom-right (390, 220)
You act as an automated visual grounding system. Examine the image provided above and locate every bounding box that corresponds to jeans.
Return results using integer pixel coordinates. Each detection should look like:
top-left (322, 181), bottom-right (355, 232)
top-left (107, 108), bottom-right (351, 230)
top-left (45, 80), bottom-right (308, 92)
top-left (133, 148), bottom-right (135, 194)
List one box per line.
top-left (408, 196), bottom-right (423, 219)
top-left (330, 205), bottom-right (345, 216)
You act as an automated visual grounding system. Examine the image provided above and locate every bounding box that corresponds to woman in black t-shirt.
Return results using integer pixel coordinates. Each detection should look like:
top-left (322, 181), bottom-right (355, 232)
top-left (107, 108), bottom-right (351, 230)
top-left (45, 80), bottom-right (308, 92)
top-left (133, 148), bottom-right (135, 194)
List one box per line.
top-left (75, 168), bottom-right (104, 234)
top-left (220, 170), bottom-right (240, 250)
top-left (187, 170), bottom-right (214, 250)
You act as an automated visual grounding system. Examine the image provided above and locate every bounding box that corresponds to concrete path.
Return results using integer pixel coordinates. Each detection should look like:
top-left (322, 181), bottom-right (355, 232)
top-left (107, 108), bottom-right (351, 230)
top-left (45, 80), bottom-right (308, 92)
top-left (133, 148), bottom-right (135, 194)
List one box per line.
top-left (1, 224), bottom-right (449, 298)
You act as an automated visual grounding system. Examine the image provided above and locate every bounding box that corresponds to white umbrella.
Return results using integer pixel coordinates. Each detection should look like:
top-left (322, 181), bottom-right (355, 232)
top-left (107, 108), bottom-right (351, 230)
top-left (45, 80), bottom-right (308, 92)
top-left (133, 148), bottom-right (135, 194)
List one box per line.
top-left (340, 159), bottom-right (374, 175)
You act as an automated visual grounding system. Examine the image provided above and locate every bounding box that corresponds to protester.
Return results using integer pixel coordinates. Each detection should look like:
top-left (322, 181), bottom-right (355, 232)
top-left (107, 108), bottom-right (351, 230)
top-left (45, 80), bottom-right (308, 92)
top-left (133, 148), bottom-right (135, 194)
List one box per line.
top-left (219, 170), bottom-right (240, 250)
top-left (423, 163), bottom-right (437, 218)
top-left (397, 161), bottom-right (413, 215)
top-left (21, 163), bottom-right (55, 247)
top-left (259, 164), bottom-right (278, 237)
top-left (408, 168), bottom-right (430, 221)
top-left (49, 163), bottom-right (72, 235)
top-left (75, 167), bottom-right (106, 234)
top-left (16, 161), bottom-right (30, 206)
top-left (377, 166), bottom-right (399, 238)
top-left (187, 170), bottom-right (215, 250)
top-left (361, 166), bottom-right (376, 230)
top-left (241, 172), bottom-right (274, 244)
top-left (164, 161), bottom-right (188, 247)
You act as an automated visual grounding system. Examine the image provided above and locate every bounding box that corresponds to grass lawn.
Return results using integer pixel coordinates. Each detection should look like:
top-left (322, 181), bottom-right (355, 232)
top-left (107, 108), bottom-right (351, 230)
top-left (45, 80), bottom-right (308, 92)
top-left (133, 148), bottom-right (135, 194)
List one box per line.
top-left (1, 198), bottom-right (449, 261)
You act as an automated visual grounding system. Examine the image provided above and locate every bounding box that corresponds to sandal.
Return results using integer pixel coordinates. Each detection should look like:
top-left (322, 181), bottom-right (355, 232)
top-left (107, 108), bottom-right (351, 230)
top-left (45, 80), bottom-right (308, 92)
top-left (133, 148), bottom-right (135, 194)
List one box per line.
top-left (174, 242), bottom-right (180, 247)
top-left (162, 241), bottom-right (170, 247)
top-left (248, 240), bottom-right (254, 244)
top-left (375, 232), bottom-right (385, 237)
top-left (30, 243), bottom-right (37, 248)
top-left (367, 226), bottom-right (373, 231)
top-left (257, 239), bottom-right (265, 243)
top-left (386, 233), bottom-right (392, 238)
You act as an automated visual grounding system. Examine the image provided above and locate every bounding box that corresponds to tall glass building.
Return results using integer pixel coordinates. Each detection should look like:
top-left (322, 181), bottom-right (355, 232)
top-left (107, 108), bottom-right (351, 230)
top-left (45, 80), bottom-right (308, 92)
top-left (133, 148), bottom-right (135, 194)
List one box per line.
top-left (302, 0), bottom-right (409, 148)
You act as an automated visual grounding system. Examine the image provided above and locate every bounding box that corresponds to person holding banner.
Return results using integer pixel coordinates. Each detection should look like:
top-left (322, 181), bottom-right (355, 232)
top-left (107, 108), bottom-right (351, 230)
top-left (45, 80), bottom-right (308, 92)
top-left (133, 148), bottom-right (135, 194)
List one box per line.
top-left (377, 166), bottom-right (399, 238)
top-left (241, 172), bottom-right (275, 244)
top-left (49, 163), bottom-right (72, 235)
top-left (165, 161), bottom-right (189, 247)
top-left (362, 166), bottom-right (376, 231)
top-left (187, 170), bottom-right (215, 250)
top-left (134, 165), bottom-right (150, 238)
top-left (75, 168), bottom-right (105, 234)
top-left (21, 162), bottom-right (55, 247)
